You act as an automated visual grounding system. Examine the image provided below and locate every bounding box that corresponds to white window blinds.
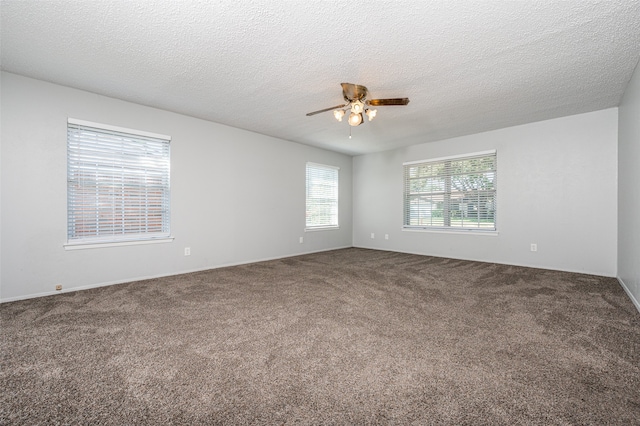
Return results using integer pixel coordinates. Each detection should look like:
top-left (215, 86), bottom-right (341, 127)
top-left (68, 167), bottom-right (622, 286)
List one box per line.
top-left (404, 151), bottom-right (496, 230)
top-left (306, 162), bottom-right (339, 229)
top-left (67, 119), bottom-right (171, 243)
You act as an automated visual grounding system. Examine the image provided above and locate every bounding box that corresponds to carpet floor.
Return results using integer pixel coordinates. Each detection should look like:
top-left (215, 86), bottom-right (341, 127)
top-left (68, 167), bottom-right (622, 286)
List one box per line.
top-left (1, 248), bottom-right (639, 425)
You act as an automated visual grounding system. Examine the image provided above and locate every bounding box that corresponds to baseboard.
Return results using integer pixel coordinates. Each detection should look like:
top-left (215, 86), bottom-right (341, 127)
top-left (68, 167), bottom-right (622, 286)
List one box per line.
top-left (353, 245), bottom-right (615, 278)
top-left (0, 245), bottom-right (353, 304)
top-left (617, 277), bottom-right (640, 314)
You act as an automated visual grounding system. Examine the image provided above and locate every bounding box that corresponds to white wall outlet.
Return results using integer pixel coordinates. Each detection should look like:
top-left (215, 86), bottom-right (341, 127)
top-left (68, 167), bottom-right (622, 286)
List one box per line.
top-left (385, 234), bottom-right (389, 240)
top-left (184, 247), bottom-right (191, 256)
top-left (299, 236), bottom-right (304, 244)
top-left (371, 233), bottom-right (375, 239)
top-left (530, 243), bottom-right (537, 252)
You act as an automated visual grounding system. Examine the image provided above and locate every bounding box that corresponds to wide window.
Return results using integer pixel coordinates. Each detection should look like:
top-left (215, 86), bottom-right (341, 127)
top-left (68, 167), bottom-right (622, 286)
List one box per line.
top-left (403, 151), bottom-right (496, 231)
top-left (67, 119), bottom-right (171, 244)
top-left (306, 162), bottom-right (339, 229)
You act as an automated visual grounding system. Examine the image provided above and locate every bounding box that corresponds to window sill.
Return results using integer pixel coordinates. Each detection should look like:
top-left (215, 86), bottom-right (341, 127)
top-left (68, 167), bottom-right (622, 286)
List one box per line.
top-left (305, 226), bottom-right (340, 232)
top-left (402, 228), bottom-right (498, 236)
top-left (64, 237), bottom-right (174, 250)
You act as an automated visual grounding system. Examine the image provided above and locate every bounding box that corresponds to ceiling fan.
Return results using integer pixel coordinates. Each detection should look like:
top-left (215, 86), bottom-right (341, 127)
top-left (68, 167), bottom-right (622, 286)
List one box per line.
top-left (306, 83), bottom-right (410, 127)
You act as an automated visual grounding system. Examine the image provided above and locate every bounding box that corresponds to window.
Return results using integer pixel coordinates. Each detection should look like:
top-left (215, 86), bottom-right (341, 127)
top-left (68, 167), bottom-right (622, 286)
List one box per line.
top-left (403, 151), bottom-right (496, 231)
top-left (67, 119), bottom-right (171, 245)
top-left (306, 162), bottom-right (339, 229)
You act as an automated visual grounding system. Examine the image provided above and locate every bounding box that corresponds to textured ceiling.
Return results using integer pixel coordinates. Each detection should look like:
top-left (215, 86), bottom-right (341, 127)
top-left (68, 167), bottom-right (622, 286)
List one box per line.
top-left (2, 1), bottom-right (639, 155)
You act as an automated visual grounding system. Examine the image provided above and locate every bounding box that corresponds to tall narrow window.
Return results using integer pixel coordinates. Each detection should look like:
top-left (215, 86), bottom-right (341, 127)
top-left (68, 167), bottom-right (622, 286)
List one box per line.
top-left (67, 119), bottom-right (171, 244)
top-left (306, 162), bottom-right (339, 229)
top-left (403, 151), bottom-right (496, 231)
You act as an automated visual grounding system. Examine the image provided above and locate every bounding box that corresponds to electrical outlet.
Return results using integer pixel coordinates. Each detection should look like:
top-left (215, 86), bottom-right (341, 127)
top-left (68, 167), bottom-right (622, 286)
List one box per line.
top-left (385, 234), bottom-right (389, 240)
top-left (55, 284), bottom-right (62, 291)
top-left (299, 237), bottom-right (304, 244)
top-left (530, 243), bottom-right (537, 252)
top-left (371, 233), bottom-right (375, 239)
top-left (184, 247), bottom-right (191, 256)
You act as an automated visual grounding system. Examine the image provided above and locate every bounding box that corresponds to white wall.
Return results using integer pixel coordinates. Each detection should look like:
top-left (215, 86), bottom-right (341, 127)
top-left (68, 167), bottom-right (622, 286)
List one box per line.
top-left (353, 109), bottom-right (618, 277)
top-left (0, 72), bottom-right (352, 301)
top-left (618, 61), bottom-right (640, 311)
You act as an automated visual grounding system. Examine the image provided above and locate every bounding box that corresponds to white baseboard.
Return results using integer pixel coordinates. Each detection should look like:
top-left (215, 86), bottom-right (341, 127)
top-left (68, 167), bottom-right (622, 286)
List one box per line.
top-left (617, 277), bottom-right (640, 314)
top-left (0, 246), bottom-right (352, 304)
top-left (354, 245), bottom-right (615, 278)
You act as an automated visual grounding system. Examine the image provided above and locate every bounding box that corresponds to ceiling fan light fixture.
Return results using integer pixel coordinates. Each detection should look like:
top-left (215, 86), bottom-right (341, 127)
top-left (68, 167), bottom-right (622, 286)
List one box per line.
top-left (348, 112), bottom-right (363, 126)
top-left (306, 83), bottom-right (410, 131)
top-left (365, 108), bottom-right (377, 121)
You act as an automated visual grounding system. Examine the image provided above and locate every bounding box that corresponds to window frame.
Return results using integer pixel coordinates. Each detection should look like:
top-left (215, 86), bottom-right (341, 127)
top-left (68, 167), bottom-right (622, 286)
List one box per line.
top-left (403, 150), bottom-right (497, 232)
top-left (65, 118), bottom-right (172, 249)
top-left (305, 162), bottom-right (340, 231)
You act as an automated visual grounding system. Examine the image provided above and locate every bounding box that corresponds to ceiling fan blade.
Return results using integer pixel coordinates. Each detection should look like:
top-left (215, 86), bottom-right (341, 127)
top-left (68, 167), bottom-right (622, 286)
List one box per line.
top-left (306, 104), bottom-right (347, 116)
top-left (366, 98), bottom-right (410, 106)
top-left (341, 83), bottom-right (368, 101)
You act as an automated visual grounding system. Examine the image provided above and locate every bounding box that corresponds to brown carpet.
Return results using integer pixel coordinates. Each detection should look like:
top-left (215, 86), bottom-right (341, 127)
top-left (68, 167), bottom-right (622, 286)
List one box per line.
top-left (1, 248), bottom-right (639, 425)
